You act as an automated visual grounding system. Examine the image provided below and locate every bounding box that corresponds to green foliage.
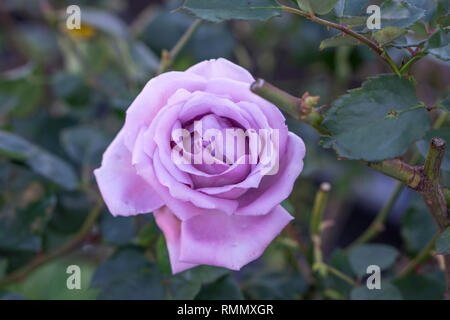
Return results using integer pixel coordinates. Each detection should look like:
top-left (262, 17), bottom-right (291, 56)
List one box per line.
top-left (334, 0), bottom-right (368, 17)
top-left (0, 131), bottom-right (78, 190)
top-left (436, 227), bottom-right (450, 255)
top-left (394, 272), bottom-right (446, 299)
top-left (350, 283), bottom-right (403, 300)
top-left (99, 213), bottom-right (136, 246)
top-left (195, 275), bottom-right (244, 300)
top-left (380, 0), bottom-right (425, 28)
top-left (320, 35), bottom-right (360, 50)
top-left (425, 28), bottom-right (450, 61)
top-left (0, 196), bottom-right (55, 251)
top-left (401, 199), bottom-right (437, 255)
top-left (322, 75), bottom-right (430, 161)
top-left (242, 271), bottom-right (308, 299)
top-left (183, 0), bottom-right (283, 22)
top-left (374, 27), bottom-right (407, 46)
top-left (348, 244), bottom-right (399, 277)
top-left (416, 128), bottom-right (450, 171)
top-left (296, 0), bottom-right (340, 15)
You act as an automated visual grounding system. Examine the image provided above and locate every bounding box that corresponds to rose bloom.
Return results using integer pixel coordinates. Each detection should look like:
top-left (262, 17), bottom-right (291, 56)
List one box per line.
top-left (94, 58), bottom-right (305, 273)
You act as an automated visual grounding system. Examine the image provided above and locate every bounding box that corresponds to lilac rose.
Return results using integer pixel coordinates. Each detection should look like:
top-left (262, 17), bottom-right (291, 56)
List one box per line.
top-left (94, 58), bottom-right (305, 273)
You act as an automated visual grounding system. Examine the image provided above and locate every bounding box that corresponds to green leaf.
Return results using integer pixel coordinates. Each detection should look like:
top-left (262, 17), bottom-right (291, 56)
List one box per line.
top-left (405, 0), bottom-right (439, 22)
top-left (91, 248), bottom-right (150, 288)
top-left (242, 271), bottom-right (308, 299)
top-left (297, 0), bottom-right (340, 15)
top-left (394, 272), bottom-right (446, 300)
top-left (425, 29), bottom-right (450, 61)
top-left (183, 0), bottom-right (282, 22)
top-left (436, 227), bottom-right (450, 255)
top-left (0, 259), bottom-right (7, 280)
top-left (380, 0), bottom-right (425, 29)
top-left (375, 27), bottom-right (407, 46)
top-left (328, 249), bottom-right (354, 295)
top-left (157, 236), bottom-right (172, 274)
top-left (168, 274), bottom-right (202, 299)
top-left (186, 266), bottom-right (231, 284)
top-left (322, 75), bottom-right (430, 161)
top-left (416, 128), bottom-right (450, 171)
top-left (195, 275), bottom-right (244, 300)
top-left (0, 196), bottom-right (55, 251)
top-left (334, 0), bottom-right (368, 17)
top-left (320, 35), bottom-right (360, 50)
top-left (136, 217), bottom-right (159, 247)
top-left (401, 198), bottom-right (438, 255)
top-left (348, 244), bottom-right (399, 277)
top-left (6, 258), bottom-right (98, 299)
top-left (350, 283), bottom-right (403, 300)
top-left (96, 268), bottom-right (165, 300)
top-left (0, 65), bottom-right (44, 117)
top-left (60, 125), bottom-right (109, 167)
top-left (166, 266), bottom-right (230, 299)
top-left (0, 130), bottom-right (79, 190)
top-left (99, 213), bottom-right (136, 246)
top-left (51, 72), bottom-right (91, 108)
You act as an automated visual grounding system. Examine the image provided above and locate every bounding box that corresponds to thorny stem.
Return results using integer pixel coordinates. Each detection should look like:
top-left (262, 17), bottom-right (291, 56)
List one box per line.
top-left (0, 197), bottom-right (104, 288)
top-left (310, 183), bottom-right (331, 277)
top-left (419, 137), bottom-right (450, 293)
top-left (157, 19), bottom-right (202, 74)
top-left (250, 79), bottom-right (329, 134)
top-left (281, 6), bottom-right (402, 76)
top-left (348, 112), bottom-right (449, 249)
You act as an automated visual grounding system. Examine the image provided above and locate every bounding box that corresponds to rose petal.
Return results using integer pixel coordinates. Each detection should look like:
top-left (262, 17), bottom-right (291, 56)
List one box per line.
top-left (123, 72), bottom-right (205, 151)
top-left (94, 130), bottom-right (164, 216)
top-left (236, 132), bottom-right (306, 216)
top-left (154, 206), bottom-right (198, 274)
top-left (186, 58), bottom-right (254, 84)
top-left (179, 205), bottom-right (294, 270)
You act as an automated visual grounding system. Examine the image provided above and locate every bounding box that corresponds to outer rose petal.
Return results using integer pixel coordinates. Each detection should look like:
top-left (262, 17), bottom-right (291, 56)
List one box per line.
top-left (123, 72), bottom-right (206, 151)
top-left (94, 130), bottom-right (164, 216)
top-left (179, 205), bottom-right (294, 270)
top-left (154, 206), bottom-right (197, 274)
top-left (186, 58), bottom-right (254, 84)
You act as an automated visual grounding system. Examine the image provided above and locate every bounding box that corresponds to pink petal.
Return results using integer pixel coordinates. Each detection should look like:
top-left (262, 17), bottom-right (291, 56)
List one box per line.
top-left (236, 133), bottom-right (306, 216)
top-left (186, 58), bottom-right (254, 84)
top-left (179, 205), bottom-right (294, 270)
top-left (154, 206), bottom-right (197, 274)
top-left (94, 130), bottom-right (164, 216)
top-left (123, 72), bottom-right (205, 151)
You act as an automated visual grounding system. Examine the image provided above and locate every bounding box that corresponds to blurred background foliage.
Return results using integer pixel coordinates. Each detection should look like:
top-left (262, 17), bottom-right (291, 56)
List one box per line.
top-left (0, 0), bottom-right (449, 300)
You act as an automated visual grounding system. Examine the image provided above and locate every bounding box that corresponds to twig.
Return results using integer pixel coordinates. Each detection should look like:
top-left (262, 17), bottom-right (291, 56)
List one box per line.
top-left (310, 183), bottom-right (331, 277)
top-left (281, 5), bottom-right (401, 76)
top-left (326, 264), bottom-right (358, 286)
top-left (250, 79), bottom-right (329, 134)
top-left (348, 182), bottom-right (404, 249)
top-left (157, 19), bottom-right (202, 74)
top-left (398, 232), bottom-right (440, 278)
top-left (0, 197), bottom-right (103, 288)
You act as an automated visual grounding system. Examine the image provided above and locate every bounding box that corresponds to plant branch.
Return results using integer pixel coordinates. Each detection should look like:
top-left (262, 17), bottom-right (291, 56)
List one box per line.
top-left (0, 197), bottom-right (103, 288)
top-left (250, 79), bottom-right (329, 134)
top-left (281, 5), bottom-right (401, 76)
top-left (400, 52), bottom-right (426, 75)
top-left (157, 19), bottom-right (202, 74)
top-left (310, 182), bottom-right (331, 277)
top-left (398, 232), bottom-right (440, 278)
top-left (348, 182), bottom-right (404, 249)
